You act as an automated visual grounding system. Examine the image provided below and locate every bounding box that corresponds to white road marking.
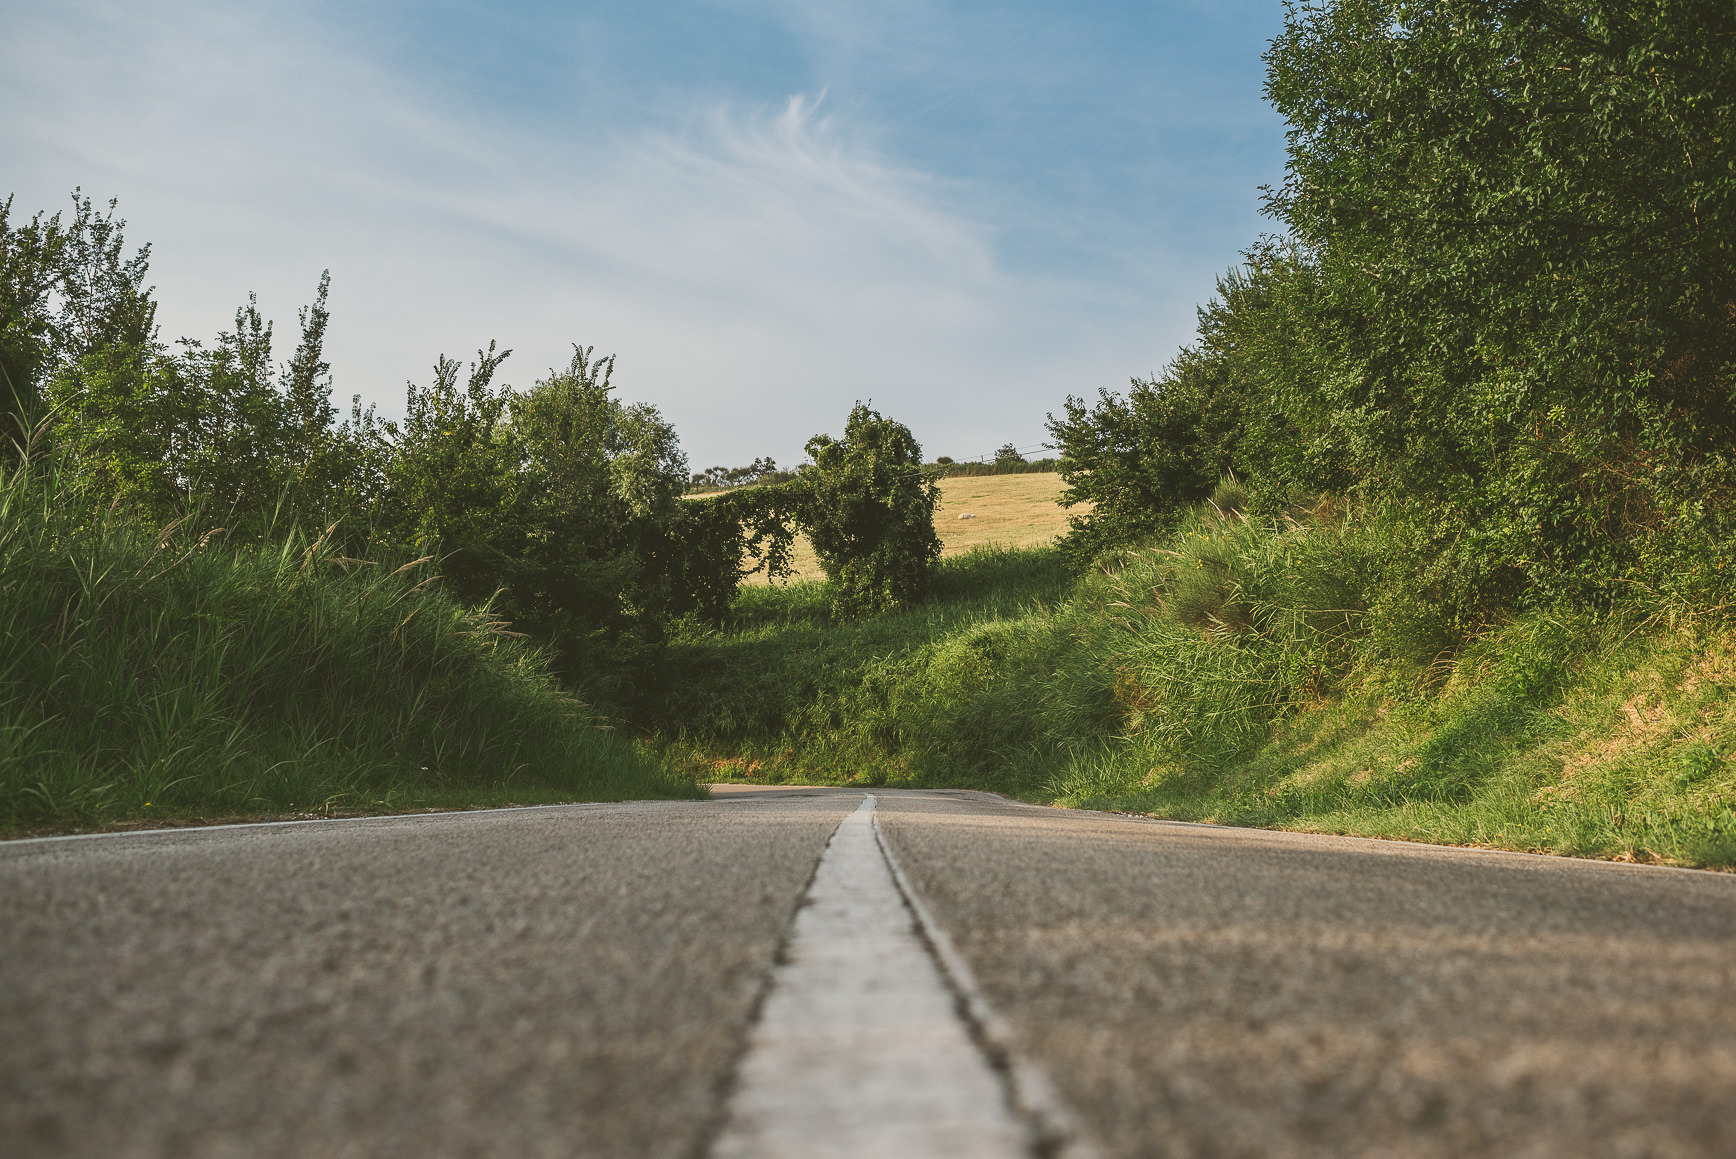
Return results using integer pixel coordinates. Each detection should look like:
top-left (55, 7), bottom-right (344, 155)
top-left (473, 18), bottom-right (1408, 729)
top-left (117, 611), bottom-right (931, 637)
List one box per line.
top-left (710, 794), bottom-right (1029, 1158)
top-left (876, 809), bottom-right (1103, 1159)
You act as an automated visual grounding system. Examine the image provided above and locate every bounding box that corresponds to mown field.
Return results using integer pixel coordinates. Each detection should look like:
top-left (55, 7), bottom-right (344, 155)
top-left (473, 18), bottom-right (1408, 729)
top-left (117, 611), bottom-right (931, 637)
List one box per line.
top-left (738, 471), bottom-right (1079, 583)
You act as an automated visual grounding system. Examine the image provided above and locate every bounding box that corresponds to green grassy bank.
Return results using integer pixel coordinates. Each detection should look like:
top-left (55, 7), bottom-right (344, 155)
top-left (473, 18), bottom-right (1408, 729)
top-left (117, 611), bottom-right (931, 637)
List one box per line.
top-left (657, 507), bottom-right (1736, 869)
top-left (1, 466), bottom-right (700, 837)
top-left (1052, 614), bottom-right (1736, 869)
top-left (654, 545), bottom-right (1079, 788)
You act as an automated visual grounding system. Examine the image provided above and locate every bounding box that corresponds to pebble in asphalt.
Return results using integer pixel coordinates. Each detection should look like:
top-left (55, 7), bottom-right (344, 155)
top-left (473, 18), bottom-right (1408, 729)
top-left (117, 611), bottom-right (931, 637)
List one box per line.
top-left (5, 786), bottom-right (1736, 1157)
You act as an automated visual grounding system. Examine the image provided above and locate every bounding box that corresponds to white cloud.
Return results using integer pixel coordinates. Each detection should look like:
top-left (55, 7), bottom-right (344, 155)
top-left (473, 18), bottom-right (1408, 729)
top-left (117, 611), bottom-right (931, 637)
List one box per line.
top-left (2, 0), bottom-right (1196, 467)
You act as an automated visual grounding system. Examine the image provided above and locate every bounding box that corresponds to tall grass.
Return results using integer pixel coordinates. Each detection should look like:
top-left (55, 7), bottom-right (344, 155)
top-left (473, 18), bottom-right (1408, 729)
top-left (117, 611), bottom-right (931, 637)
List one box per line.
top-left (668, 492), bottom-right (1736, 867)
top-left (659, 499), bottom-right (1391, 793)
top-left (651, 545), bottom-right (1079, 788)
top-left (1, 460), bottom-right (699, 834)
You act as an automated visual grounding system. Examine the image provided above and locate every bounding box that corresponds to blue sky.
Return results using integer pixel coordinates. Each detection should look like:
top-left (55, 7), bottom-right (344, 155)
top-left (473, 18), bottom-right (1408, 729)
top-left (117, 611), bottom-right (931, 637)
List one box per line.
top-left (3, 1), bottom-right (1288, 468)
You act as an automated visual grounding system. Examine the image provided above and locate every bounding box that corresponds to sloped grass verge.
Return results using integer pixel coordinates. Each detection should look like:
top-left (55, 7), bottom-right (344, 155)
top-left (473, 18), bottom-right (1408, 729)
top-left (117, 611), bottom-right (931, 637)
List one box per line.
top-left (1055, 614), bottom-right (1736, 869)
top-left (670, 507), bottom-right (1736, 869)
top-left (652, 545), bottom-right (1082, 793)
top-left (1, 467), bottom-right (700, 836)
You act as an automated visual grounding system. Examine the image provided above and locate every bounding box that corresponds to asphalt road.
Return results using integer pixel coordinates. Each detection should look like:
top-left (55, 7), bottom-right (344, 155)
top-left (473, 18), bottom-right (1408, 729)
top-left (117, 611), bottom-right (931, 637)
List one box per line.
top-left (4, 787), bottom-right (1736, 1157)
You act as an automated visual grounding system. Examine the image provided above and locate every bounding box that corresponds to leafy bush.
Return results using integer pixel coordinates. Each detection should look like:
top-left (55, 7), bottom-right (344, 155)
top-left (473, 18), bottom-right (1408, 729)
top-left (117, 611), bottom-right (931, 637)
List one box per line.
top-left (1048, 246), bottom-right (1338, 559)
top-left (801, 404), bottom-right (942, 616)
top-left (381, 343), bottom-right (705, 696)
top-left (0, 193), bottom-right (156, 444)
top-left (1268, 0), bottom-right (1736, 602)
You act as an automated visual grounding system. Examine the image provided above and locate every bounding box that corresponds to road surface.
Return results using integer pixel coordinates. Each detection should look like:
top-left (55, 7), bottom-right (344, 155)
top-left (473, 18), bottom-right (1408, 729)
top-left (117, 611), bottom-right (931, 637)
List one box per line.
top-left (4, 786), bottom-right (1736, 1157)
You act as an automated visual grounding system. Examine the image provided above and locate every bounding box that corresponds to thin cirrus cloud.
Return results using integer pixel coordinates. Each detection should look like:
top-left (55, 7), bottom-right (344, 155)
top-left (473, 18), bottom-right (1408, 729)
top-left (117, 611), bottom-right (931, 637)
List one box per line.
top-left (2, 0), bottom-right (1281, 468)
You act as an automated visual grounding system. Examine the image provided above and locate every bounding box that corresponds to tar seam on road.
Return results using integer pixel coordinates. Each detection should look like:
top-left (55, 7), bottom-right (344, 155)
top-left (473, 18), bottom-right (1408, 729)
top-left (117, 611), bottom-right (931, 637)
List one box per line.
top-left (707, 794), bottom-right (1097, 1159)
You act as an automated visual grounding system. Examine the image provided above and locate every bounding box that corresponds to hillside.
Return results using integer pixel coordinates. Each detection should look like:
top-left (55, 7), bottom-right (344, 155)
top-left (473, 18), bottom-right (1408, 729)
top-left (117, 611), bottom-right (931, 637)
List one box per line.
top-left (657, 495), bottom-right (1736, 870)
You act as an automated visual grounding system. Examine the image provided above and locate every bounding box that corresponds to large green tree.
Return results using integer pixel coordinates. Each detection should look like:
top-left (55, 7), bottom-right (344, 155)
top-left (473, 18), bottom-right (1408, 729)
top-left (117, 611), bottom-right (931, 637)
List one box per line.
top-left (1265, 0), bottom-right (1736, 595)
top-left (1056, 2), bottom-right (1736, 607)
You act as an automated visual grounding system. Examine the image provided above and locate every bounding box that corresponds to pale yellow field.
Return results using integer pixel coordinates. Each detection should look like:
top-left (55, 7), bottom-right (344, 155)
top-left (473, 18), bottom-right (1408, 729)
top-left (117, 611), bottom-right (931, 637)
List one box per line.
top-left (741, 471), bottom-right (1081, 584)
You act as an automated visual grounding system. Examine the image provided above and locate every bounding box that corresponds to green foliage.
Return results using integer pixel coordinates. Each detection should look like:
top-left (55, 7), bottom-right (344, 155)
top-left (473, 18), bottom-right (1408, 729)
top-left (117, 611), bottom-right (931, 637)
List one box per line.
top-left (802, 403), bottom-right (942, 616)
top-left (501, 346), bottom-right (697, 685)
top-left (1048, 245), bottom-right (1345, 559)
top-left (0, 192), bottom-right (156, 445)
top-left (375, 343), bottom-right (708, 696)
top-left (661, 504), bottom-right (1404, 794)
top-left (33, 243), bottom-right (714, 700)
top-left (380, 341), bottom-right (516, 564)
top-left (0, 455), bottom-right (698, 834)
top-left (1053, 609), bottom-right (1736, 870)
top-left (667, 505), bottom-right (1736, 868)
top-left (933, 457), bottom-right (1059, 478)
top-left (687, 456), bottom-right (792, 491)
top-left (652, 545), bottom-right (1079, 788)
top-left (1264, 0), bottom-right (1736, 599)
top-left (45, 272), bottom-right (384, 530)
top-left (7, 191), bottom-right (955, 709)
top-left (1056, 4), bottom-right (1736, 615)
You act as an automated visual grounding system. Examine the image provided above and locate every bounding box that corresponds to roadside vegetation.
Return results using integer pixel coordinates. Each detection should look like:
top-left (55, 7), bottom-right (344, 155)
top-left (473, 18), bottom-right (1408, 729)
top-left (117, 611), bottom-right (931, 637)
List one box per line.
top-left (0, 193), bottom-right (945, 832)
top-left (6, 2), bottom-right (1736, 866)
top-left (670, 490), bottom-right (1736, 867)
top-left (660, 2), bottom-right (1736, 869)
top-left (0, 456), bottom-right (700, 835)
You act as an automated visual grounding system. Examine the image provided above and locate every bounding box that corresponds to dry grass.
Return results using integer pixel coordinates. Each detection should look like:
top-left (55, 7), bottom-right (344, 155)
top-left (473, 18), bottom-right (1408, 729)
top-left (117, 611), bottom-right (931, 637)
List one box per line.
top-left (743, 472), bottom-right (1082, 584)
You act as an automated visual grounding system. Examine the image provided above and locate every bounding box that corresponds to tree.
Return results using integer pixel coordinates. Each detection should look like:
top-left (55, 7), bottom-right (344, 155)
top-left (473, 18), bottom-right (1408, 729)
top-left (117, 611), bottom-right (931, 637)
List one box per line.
top-left (802, 404), bottom-right (941, 615)
top-left (1048, 245), bottom-right (1340, 558)
top-left (1264, 0), bottom-right (1736, 598)
top-left (46, 275), bottom-right (358, 527)
top-left (1, 192), bottom-right (156, 447)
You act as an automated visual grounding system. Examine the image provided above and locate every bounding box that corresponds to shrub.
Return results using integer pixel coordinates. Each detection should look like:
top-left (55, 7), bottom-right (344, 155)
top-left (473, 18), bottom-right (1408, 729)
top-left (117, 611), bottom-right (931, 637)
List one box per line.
top-left (801, 404), bottom-right (942, 616)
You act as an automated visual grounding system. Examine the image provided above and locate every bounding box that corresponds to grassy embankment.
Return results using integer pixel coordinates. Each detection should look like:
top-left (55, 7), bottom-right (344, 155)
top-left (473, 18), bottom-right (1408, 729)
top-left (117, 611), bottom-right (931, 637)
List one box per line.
top-left (662, 472), bottom-right (1736, 868)
top-left (1, 465), bottom-right (701, 837)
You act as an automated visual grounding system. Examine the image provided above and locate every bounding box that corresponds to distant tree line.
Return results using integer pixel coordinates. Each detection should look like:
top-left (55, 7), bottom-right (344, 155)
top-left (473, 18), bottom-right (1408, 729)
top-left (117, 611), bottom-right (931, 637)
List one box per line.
top-left (934, 459), bottom-right (1059, 478)
top-left (687, 457), bottom-right (799, 492)
top-left (1051, 0), bottom-right (1736, 620)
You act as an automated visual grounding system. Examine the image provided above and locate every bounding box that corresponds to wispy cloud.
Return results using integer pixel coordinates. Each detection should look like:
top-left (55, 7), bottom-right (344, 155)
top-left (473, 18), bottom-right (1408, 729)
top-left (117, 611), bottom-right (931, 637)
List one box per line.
top-left (3, 0), bottom-right (1215, 466)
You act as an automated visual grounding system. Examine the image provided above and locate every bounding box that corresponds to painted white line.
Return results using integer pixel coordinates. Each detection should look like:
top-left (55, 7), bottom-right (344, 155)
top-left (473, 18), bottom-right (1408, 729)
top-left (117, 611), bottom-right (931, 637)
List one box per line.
top-left (0, 799), bottom-right (668, 847)
top-left (711, 795), bottom-right (1029, 1158)
top-left (874, 811), bottom-right (1104, 1159)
